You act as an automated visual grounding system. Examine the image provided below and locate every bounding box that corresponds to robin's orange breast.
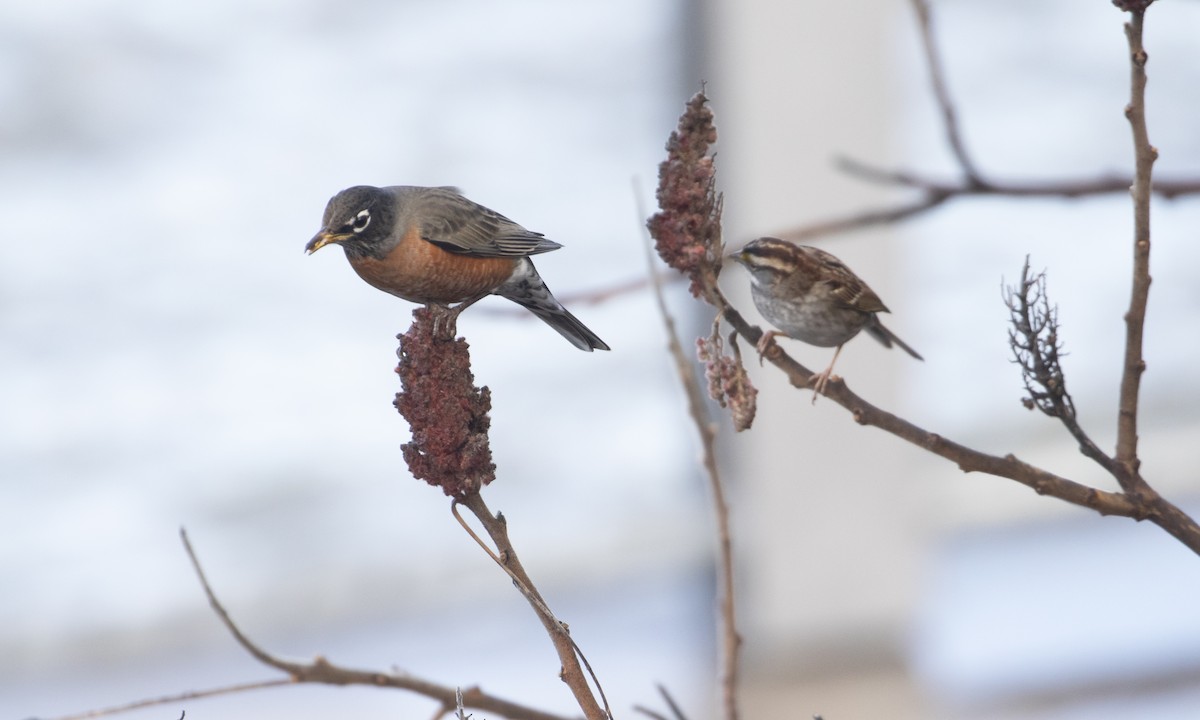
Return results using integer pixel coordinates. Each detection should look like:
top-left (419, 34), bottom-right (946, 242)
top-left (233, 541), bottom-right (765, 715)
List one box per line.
top-left (348, 223), bottom-right (518, 304)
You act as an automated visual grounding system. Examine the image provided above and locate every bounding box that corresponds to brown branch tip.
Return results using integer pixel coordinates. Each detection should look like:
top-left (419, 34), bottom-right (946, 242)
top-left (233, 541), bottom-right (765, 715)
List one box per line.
top-left (1112, 0), bottom-right (1154, 12)
top-left (647, 89), bottom-right (725, 300)
top-left (394, 307), bottom-right (496, 497)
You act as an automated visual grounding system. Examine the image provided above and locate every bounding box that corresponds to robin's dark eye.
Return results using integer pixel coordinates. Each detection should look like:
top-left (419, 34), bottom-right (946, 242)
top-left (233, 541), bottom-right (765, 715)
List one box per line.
top-left (351, 209), bottom-right (371, 233)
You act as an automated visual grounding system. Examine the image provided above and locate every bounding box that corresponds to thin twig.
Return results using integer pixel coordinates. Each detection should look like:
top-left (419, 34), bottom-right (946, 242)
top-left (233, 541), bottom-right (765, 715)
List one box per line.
top-left (631, 684), bottom-right (689, 720)
top-left (837, 156), bottom-right (1200, 198)
top-left (174, 529), bottom-right (579, 720)
top-left (471, 271), bottom-right (684, 319)
top-left (39, 678), bottom-right (293, 720)
top-left (449, 496), bottom-right (603, 675)
top-left (655, 684), bottom-right (690, 720)
top-left (632, 707), bottom-right (672, 720)
top-left (1115, 9), bottom-right (1155, 493)
top-left (779, 192), bottom-right (951, 243)
top-left (775, 158), bottom-right (1200, 244)
top-left (637, 183), bottom-right (741, 720)
top-left (909, 0), bottom-right (984, 183)
top-left (453, 494), bottom-right (611, 720)
top-left (553, 271), bottom-right (681, 307)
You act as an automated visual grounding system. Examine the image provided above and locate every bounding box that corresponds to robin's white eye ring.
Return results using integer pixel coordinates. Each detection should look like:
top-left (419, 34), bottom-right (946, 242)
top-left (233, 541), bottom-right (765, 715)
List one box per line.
top-left (352, 209), bottom-right (371, 232)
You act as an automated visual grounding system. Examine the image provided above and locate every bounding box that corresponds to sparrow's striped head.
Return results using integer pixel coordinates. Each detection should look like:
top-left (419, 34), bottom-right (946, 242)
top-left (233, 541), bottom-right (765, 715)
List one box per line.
top-left (729, 237), bottom-right (803, 278)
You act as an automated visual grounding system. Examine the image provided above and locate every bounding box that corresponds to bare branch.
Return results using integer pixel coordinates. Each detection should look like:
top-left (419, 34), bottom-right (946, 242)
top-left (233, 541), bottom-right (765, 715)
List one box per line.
top-left (633, 684), bottom-right (691, 720)
top-left (778, 191), bottom-right (951, 244)
top-left (770, 0), bottom-right (1200, 246)
top-left (453, 493), bottom-right (611, 720)
top-left (176, 529), bottom-right (579, 720)
top-left (712, 299), bottom-right (1200, 554)
top-left (632, 706), bottom-right (672, 720)
top-left (909, 0), bottom-right (984, 183)
top-left (774, 157), bottom-right (1200, 245)
top-left (656, 684), bottom-right (691, 720)
top-left (471, 271), bottom-right (685, 319)
top-left (552, 271), bottom-right (681, 307)
top-left (1115, 9), bottom-right (1156, 490)
top-left (651, 299), bottom-right (742, 720)
top-left (838, 156), bottom-right (1200, 198)
top-left (39, 678), bottom-right (293, 720)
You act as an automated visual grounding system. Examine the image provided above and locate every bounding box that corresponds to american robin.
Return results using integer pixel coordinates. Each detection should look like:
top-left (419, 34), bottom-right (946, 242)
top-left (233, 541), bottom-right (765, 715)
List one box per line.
top-left (306, 185), bottom-right (609, 351)
top-left (729, 237), bottom-right (921, 401)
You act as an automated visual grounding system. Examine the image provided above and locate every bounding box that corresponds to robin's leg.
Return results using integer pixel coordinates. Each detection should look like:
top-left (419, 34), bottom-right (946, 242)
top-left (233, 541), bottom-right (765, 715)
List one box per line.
top-left (428, 293), bottom-right (490, 340)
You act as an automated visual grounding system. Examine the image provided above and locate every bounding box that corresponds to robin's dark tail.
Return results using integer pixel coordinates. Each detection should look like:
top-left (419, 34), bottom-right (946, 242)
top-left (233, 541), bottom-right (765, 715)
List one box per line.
top-left (499, 260), bottom-right (610, 352)
top-left (525, 303), bottom-right (610, 352)
top-left (865, 318), bottom-right (922, 361)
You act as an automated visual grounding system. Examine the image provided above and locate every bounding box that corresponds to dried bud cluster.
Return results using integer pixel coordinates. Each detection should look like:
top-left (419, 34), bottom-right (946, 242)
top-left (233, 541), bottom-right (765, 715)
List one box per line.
top-left (1005, 260), bottom-right (1075, 420)
top-left (647, 90), bottom-right (725, 299)
top-left (1111, 0), bottom-right (1154, 11)
top-left (697, 330), bottom-right (758, 432)
top-left (394, 308), bottom-right (496, 497)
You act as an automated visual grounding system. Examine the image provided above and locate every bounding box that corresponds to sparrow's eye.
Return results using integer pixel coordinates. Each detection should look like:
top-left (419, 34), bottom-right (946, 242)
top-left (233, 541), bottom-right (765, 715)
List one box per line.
top-left (351, 209), bottom-right (371, 233)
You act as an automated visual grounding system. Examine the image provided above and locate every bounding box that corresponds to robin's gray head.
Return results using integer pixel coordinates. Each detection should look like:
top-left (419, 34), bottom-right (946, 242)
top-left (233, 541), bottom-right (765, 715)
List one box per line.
top-left (306, 185), bottom-right (397, 259)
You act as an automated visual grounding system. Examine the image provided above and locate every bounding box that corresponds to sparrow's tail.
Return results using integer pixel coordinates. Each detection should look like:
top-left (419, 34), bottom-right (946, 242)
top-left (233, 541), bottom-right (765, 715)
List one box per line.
top-left (865, 317), bottom-right (923, 361)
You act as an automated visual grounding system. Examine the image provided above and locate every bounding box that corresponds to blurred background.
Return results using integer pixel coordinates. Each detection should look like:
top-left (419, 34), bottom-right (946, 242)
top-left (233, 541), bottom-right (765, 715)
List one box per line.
top-left (2, 1), bottom-right (1199, 719)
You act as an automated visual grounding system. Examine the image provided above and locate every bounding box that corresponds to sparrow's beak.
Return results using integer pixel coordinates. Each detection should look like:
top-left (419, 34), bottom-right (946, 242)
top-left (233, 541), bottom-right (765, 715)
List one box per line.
top-left (305, 229), bottom-right (350, 254)
top-left (726, 248), bottom-right (747, 265)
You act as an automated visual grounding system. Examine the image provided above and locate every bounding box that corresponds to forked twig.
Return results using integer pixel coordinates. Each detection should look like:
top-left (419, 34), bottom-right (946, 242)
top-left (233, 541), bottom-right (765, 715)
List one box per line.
top-left (774, 0), bottom-right (1200, 245)
top-left (452, 493), bottom-right (612, 720)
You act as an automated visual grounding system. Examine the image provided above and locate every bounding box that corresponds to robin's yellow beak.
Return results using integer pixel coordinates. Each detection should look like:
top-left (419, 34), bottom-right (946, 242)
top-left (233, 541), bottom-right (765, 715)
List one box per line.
top-left (305, 229), bottom-right (351, 254)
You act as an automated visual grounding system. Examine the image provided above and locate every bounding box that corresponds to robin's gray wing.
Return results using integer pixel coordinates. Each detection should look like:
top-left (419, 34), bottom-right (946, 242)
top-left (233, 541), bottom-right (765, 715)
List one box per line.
top-left (391, 186), bottom-right (563, 258)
